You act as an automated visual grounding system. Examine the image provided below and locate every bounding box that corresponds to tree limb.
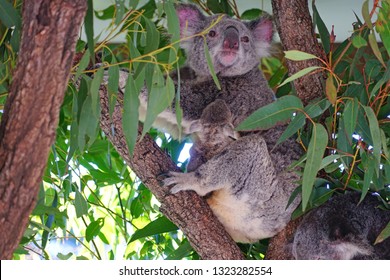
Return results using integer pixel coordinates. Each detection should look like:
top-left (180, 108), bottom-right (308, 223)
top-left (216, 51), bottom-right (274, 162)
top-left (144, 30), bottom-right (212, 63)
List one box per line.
top-left (272, 0), bottom-right (326, 105)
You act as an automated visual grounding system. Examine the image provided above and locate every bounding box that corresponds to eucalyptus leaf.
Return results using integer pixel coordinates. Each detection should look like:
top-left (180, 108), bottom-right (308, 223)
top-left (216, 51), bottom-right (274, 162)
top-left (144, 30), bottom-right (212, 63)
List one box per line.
top-left (204, 39), bottom-right (221, 90)
top-left (302, 123), bottom-right (328, 211)
top-left (284, 50), bottom-right (318, 61)
top-left (74, 189), bottom-right (88, 218)
top-left (85, 0), bottom-right (95, 64)
top-left (279, 66), bottom-right (321, 87)
top-left (312, 3), bottom-right (330, 54)
top-left (0, 0), bottom-right (21, 28)
top-left (237, 95), bottom-right (303, 131)
top-left (123, 74), bottom-right (140, 156)
top-left (86, 218), bottom-right (105, 242)
top-left (363, 105), bottom-right (381, 171)
top-left (129, 216), bottom-right (178, 243)
top-left (375, 222), bottom-right (390, 245)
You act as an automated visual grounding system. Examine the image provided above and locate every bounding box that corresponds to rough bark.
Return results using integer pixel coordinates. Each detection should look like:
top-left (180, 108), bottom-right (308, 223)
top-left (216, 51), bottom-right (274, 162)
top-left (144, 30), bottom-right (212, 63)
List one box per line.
top-left (99, 86), bottom-right (244, 260)
top-left (272, 0), bottom-right (326, 105)
top-left (0, 0), bottom-right (87, 259)
top-left (266, 0), bottom-right (327, 259)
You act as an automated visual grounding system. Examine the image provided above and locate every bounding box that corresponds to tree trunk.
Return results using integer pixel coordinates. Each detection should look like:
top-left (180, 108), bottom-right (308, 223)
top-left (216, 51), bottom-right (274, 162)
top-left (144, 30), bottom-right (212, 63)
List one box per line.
top-left (99, 86), bottom-right (244, 260)
top-left (0, 0), bottom-right (87, 259)
top-left (272, 0), bottom-right (326, 105)
top-left (266, 0), bottom-right (327, 259)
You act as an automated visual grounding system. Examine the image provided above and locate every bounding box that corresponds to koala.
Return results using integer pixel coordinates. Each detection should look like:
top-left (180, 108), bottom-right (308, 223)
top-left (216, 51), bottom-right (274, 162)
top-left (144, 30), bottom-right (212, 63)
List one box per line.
top-left (115, 4), bottom-right (303, 242)
top-left (135, 3), bottom-right (277, 139)
top-left (292, 192), bottom-right (390, 260)
top-left (186, 99), bottom-right (239, 171)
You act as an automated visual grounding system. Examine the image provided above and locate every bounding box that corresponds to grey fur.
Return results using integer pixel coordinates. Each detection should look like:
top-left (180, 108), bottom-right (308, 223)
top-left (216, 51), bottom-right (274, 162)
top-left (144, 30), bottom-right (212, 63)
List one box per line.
top-left (292, 192), bottom-right (390, 260)
top-left (122, 4), bottom-right (302, 243)
top-left (164, 132), bottom-right (300, 243)
top-left (186, 99), bottom-right (239, 171)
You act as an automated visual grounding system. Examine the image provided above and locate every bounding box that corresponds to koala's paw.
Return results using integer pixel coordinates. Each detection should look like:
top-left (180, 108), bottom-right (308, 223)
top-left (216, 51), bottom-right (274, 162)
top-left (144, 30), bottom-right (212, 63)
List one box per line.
top-left (163, 172), bottom-right (196, 194)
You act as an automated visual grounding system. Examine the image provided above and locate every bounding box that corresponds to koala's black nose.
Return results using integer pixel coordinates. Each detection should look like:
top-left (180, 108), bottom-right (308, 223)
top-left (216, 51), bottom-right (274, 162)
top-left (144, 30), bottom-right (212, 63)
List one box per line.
top-left (223, 26), bottom-right (239, 51)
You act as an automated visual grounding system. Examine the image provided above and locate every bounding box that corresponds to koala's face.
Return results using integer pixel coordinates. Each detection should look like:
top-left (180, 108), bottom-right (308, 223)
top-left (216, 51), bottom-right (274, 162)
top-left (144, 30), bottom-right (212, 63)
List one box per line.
top-left (177, 4), bottom-right (273, 77)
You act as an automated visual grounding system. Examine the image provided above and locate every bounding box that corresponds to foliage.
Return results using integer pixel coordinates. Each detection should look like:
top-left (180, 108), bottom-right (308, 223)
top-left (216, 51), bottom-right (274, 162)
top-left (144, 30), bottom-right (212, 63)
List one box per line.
top-left (239, 0), bottom-right (390, 240)
top-left (0, 0), bottom-right (388, 260)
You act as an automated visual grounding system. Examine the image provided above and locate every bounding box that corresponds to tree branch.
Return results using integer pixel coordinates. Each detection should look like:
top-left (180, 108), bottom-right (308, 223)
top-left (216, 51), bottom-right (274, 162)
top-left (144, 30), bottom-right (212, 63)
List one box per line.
top-left (0, 0), bottom-right (87, 259)
top-left (272, 0), bottom-right (326, 105)
top-left (99, 86), bottom-right (244, 260)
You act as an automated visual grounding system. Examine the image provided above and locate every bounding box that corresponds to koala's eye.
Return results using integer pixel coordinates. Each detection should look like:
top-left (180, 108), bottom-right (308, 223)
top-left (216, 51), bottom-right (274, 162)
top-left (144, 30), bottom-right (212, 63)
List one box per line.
top-left (208, 30), bottom-right (216, 37)
top-left (241, 36), bottom-right (249, 43)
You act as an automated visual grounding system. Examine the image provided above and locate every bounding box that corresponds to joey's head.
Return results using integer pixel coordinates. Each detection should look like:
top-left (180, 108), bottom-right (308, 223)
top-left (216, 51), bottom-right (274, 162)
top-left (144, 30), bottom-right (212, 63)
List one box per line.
top-left (176, 4), bottom-right (273, 77)
top-left (189, 100), bottom-right (239, 157)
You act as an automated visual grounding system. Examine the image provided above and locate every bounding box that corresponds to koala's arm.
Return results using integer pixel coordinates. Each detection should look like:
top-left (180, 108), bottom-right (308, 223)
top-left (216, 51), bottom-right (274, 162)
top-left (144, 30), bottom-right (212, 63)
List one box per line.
top-left (164, 134), bottom-right (277, 196)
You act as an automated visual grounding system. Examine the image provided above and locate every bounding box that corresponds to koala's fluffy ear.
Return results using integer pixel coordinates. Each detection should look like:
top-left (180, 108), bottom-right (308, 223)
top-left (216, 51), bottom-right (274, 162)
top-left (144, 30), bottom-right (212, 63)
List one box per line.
top-left (176, 4), bottom-right (205, 49)
top-left (246, 15), bottom-right (274, 58)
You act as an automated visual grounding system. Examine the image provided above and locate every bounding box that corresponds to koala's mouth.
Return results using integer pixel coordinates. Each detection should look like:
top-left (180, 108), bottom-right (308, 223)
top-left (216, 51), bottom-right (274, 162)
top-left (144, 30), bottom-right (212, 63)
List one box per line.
top-left (218, 51), bottom-right (238, 66)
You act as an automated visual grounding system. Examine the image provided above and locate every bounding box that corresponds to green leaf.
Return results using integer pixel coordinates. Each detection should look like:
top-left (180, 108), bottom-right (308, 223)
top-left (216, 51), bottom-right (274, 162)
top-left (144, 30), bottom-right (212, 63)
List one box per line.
top-left (312, 3), bottom-right (330, 54)
top-left (352, 34), bottom-right (368, 48)
top-left (241, 9), bottom-right (262, 20)
top-left (360, 150), bottom-right (375, 203)
top-left (174, 65), bottom-right (184, 140)
top-left (86, 218), bottom-right (105, 242)
top-left (370, 60), bottom-right (390, 99)
top-left (342, 98), bottom-right (359, 143)
top-left (57, 253), bottom-right (73, 260)
top-left (74, 189), bottom-right (88, 218)
top-left (368, 32), bottom-right (385, 66)
top-left (108, 57), bottom-right (120, 118)
top-left (165, 241), bottom-right (194, 260)
top-left (129, 216), bottom-right (178, 243)
top-left (142, 66), bottom-right (175, 136)
top-left (284, 50), bottom-right (318, 61)
top-left (78, 93), bottom-right (99, 151)
top-left (85, 0), bottom-right (95, 64)
top-left (90, 68), bottom-right (103, 118)
top-left (115, 0), bottom-right (125, 26)
top-left (363, 106), bottom-right (381, 171)
top-left (75, 51), bottom-right (91, 80)
top-left (0, 0), bottom-right (21, 28)
top-left (143, 17), bottom-right (159, 54)
top-left (362, 0), bottom-right (373, 30)
top-left (237, 95), bottom-right (303, 131)
top-left (165, 1), bottom-right (180, 64)
top-left (67, 88), bottom-right (80, 163)
top-left (319, 155), bottom-right (342, 170)
top-left (279, 66), bottom-right (321, 87)
top-left (375, 222), bottom-right (390, 245)
top-left (302, 123), bottom-right (328, 211)
top-left (94, 5), bottom-right (115, 20)
top-left (204, 39), bottom-right (221, 90)
top-left (277, 99), bottom-right (331, 145)
top-left (325, 75), bottom-right (337, 105)
top-left (381, 129), bottom-right (390, 162)
top-left (122, 74), bottom-right (140, 156)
